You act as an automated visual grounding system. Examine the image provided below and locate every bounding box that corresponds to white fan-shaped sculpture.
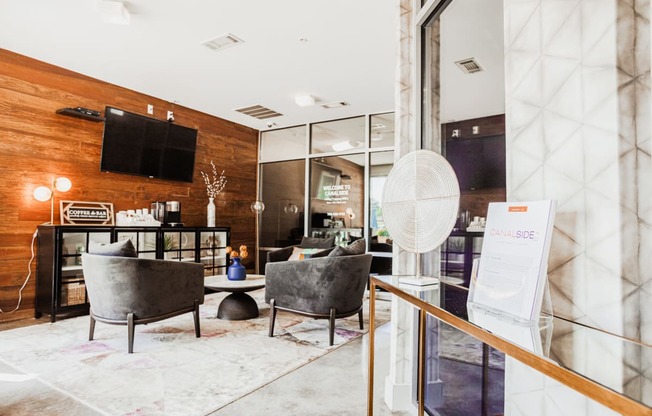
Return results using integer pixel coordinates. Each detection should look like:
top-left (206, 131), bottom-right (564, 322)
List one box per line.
top-left (382, 150), bottom-right (460, 277)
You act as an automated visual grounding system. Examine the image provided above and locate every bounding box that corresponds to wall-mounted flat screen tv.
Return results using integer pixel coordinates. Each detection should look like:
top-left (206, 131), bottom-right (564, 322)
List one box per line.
top-left (445, 135), bottom-right (506, 191)
top-left (100, 107), bottom-right (198, 183)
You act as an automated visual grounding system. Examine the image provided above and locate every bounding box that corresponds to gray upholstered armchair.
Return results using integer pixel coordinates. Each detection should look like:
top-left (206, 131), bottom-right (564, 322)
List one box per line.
top-left (81, 252), bottom-right (204, 353)
top-left (265, 239), bottom-right (372, 346)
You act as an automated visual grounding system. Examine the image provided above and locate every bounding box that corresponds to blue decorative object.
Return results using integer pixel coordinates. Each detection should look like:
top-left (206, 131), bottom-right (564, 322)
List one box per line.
top-left (227, 257), bottom-right (246, 280)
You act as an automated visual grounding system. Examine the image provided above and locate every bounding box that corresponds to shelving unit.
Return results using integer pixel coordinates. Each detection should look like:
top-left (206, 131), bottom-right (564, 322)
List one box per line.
top-left (440, 230), bottom-right (483, 286)
top-left (56, 108), bottom-right (105, 122)
top-left (36, 225), bottom-right (230, 322)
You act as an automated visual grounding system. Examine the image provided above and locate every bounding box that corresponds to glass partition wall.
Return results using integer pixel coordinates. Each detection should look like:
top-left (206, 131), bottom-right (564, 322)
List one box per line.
top-left (418, 0), bottom-right (507, 414)
top-left (257, 112), bottom-right (394, 272)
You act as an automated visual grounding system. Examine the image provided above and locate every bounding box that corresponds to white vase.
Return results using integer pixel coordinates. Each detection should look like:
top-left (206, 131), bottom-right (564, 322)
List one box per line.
top-left (207, 197), bottom-right (216, 227)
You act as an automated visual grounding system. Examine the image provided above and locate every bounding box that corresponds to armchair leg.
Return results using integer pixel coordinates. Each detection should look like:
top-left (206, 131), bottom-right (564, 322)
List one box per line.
top-left (269, 299), bottom-right (277, 338)
top-left (358, 309), bottom-right (364, 330)
top-left (89, 314), bottom-right (96, 341)
top-left (329, 308), bottom-right (336, 346)
top-left (127, 313), bottom-right (135, 354)
top-left (193, 299), bottom-right (201, 338)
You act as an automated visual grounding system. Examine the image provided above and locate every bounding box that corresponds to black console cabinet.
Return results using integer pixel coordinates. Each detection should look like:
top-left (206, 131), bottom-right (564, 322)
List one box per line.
top-left (36, 225), bottom-right (230, 322)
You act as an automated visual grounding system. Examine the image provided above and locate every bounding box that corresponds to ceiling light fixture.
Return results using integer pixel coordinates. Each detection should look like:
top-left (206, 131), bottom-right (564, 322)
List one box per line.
top-left (97, 0), bottom-right (130, 25)
top-left (371, 132), bottom-right (383, 142)
top-left (295, 94), bottom-right (316, 107)
top-left (332, 140), bottom-right (361, 152)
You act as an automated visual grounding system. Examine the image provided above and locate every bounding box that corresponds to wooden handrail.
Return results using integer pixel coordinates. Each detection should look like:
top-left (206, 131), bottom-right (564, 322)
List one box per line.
top-left (367, 276), bottom-right (652, 416)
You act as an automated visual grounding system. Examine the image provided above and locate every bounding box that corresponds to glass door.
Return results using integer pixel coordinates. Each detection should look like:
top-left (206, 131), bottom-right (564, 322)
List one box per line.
top-left (162, 229), bottom-right (195, 262)
top-left (199, 229), bottom-right (229, 276)
top-left (60, 230), bottom-right (111, 307)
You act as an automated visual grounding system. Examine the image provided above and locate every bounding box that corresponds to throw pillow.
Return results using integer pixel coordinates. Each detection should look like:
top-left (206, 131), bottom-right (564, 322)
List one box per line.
top-left (288, 246), bottom-right (327, 261)
top-left (88, 239), bottom-right (138, 258)
top-left (328, 238), bottom-right (366, 257)
top-left (299, 235), bottom-right (335, 249)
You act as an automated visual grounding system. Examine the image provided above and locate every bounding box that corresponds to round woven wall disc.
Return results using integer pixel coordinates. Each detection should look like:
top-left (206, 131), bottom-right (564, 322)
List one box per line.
top-left (381, 150), bottom-right (460, 253)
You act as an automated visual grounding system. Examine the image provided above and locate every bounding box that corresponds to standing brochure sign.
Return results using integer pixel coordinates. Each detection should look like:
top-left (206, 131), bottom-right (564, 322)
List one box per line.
top-left (467, 200), bottom-right (556, 322)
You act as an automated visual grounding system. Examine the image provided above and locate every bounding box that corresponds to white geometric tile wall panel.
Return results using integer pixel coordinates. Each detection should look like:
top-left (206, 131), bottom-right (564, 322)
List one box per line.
top-left (505, 358), bottom-right (620, 416)
top-left (544, 66), bottom-right (583, 121)
top-left (542, 109), bottom-right (582, 152)
top-left (580, 1), bottom-right (616, 58)
top-left (542, 2), bottom-right (582, 60)
top-left (548, 253), bottom-right (587, 320)
top-left (505, 0), bottom-right (542, 46)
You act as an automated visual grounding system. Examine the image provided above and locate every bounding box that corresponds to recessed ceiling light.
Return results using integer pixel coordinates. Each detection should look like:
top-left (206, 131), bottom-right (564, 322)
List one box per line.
top-left (295, 94), bottom-right (316, 107)
top-left (321, 101), bottom-right (349, 109)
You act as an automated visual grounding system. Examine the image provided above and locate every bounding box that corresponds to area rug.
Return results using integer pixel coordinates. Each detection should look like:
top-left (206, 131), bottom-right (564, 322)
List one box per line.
top-left (0, 290), bottom-right (390, 416)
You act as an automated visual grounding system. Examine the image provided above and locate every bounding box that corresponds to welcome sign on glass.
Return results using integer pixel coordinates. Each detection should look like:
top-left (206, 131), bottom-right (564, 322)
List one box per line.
top-left (468, 200), bottom-right (556, 322)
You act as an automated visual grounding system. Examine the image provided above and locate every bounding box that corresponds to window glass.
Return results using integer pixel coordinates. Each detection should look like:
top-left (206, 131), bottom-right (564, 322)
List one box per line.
top-left (259, 160), bottom-right (305, 248)
top-left (309, 154), bottom-right (365, 245)
top-left (370, 112), bottom-right (395, 149)
top-left (369, 151), bottom-right (393, 252)
top-left (310, 116), bottom-right (365, 154)
top-left (260, 126), bottom-right (306, 162)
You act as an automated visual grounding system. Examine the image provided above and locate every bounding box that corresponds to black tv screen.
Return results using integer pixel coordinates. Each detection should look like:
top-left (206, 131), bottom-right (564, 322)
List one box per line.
top-left (445, 135), bottom-right (506, 191)
top-left (100, 107), bottom-right (198, 183)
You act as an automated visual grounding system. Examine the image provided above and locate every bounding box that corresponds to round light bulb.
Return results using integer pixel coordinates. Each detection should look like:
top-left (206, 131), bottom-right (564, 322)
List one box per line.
top-left (284, 203), bottom-right (298, 215)
top-left (33, 186), bottom-right (52, 202)
top-left (250, 200), bottom-right (265, 213)
top-left (54, 177), bottom-right (72, 192)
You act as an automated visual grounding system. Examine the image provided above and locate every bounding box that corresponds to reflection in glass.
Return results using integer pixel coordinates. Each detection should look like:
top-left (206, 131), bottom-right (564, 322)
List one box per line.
top-left (369, 151), bottom-right (393, 250)
top-left (310, 116), bottom-right (365, 154)
top-left (260, 126), bottom-right (306, 162)
top-left (309, 154), bottom-right (364, 245)
top-left (370, 112), bottom-right (395, 148)
top-left (259, 160), bottom-right (305, 248)
top-left (420, 0), bottom-right (507, 411)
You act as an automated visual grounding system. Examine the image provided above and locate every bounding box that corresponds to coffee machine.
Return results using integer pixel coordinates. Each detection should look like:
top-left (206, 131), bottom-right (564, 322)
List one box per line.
top-left (151, 201), bottom-right (183, 226)
top-left (165, 201), bottom-right (182, 226)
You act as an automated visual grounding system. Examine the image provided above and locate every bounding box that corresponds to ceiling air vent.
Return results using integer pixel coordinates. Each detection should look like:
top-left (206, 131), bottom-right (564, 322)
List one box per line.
top-left (321, 101), bottom-right (349, 109)
top-left (235, 104), bottom-right (283, 120)
top-left (455, 58), bottom-right (483, 74)
top-left (202, 33), bottom-right (244, 51)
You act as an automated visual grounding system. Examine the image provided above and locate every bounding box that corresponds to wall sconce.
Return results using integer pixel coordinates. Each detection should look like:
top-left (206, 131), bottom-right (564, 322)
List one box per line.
top-left (33, 177), bottom-right (72, 224)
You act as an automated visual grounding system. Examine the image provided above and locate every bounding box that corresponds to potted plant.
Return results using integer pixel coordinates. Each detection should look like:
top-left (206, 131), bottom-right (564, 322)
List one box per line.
top-left (377, 228), bottom-right (390, 244)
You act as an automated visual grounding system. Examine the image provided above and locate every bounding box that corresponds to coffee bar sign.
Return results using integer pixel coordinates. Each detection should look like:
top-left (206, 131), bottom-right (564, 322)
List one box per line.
top-left (60, 201), bottom-right (115, 226)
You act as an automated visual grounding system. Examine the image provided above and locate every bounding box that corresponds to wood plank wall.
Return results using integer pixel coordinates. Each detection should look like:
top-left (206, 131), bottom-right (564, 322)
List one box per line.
top-left (0, 49), bottom-right (259, 323)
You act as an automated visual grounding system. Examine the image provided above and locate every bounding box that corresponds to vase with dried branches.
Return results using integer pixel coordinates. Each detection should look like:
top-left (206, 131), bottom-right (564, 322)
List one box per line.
top-left (200, 161), bottom-right (227, 227)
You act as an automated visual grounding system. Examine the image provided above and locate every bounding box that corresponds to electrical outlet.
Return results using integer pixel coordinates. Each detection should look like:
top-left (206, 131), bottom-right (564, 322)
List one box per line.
top-left (147, 104), bottom-right (154, 115)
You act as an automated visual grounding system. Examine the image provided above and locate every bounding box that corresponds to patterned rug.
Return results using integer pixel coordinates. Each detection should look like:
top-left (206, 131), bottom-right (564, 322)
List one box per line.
top-left (0, 290), bottom-right (390, 416)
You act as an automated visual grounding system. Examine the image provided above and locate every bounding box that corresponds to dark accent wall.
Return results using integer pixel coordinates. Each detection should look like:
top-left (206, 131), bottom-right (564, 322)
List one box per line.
top-left (0, 49), bottom-right (258, 322)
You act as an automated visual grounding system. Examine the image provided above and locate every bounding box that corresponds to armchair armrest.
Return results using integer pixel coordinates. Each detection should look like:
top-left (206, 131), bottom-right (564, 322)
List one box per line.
top-left (267, 246), bottom-right (295, 263)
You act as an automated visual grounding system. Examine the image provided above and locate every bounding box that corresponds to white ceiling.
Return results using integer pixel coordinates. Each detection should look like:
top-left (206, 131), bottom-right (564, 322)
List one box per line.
top-left (0, 0), bottom-right (397, 130)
